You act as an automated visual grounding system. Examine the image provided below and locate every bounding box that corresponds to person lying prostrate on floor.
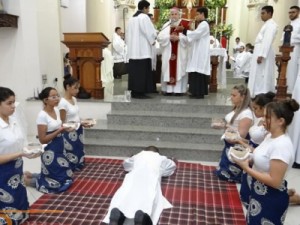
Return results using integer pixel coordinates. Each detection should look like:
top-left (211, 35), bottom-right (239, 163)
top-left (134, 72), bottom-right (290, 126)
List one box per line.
top-left (214, 84), bottom-right (253, 183)
top-left (234, 99), bottom-right (299, 225)
top-left (24, 87), bottom-right (73, 193)
top-left (0, 87), bottom-right (41, 225)
top-left (103, 146), bottom-right (176, 225)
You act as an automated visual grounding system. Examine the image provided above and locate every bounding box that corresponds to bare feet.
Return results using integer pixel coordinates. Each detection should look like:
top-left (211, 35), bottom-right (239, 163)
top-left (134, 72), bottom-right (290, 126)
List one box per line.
top-left (24, 171), bottom-right (33, 179)
top-left (289, 193), bottom-right (300, 205)
top-left (23, 171), bottom-right (34, 187)
top-left (288, 188), bottom-right (296, 196)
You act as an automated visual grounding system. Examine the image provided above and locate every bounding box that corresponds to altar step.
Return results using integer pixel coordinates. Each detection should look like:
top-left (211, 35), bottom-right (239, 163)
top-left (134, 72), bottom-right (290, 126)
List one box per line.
top-left (84, 101), bottom-right (231, 161)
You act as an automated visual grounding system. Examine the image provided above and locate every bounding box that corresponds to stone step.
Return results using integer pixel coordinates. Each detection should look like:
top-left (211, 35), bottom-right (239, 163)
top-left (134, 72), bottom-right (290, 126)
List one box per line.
top-left (111, 101), bottom-right (232, 114)
top-left (84, 122), bottom-right (224, 145)
top-left (84, 138), bottom-right (223, 161)
top-left (107, 111), bottom-right (225, 129)
top-left (227, 77), bottom-right (246, 85)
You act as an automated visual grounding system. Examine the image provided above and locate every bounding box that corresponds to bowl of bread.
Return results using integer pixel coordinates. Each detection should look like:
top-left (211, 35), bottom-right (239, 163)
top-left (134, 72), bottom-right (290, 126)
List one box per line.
top-left (211, 118), bottom-right (226, 129)
top-left (23, 143), bottom-right (44, 155)
top-left (62, 121), bottom-right (80, 130)
top-left (224, 128), bottom-right (240, 141)
top-left (81, 118), bottom-right (97, 126)
top-left (229, 144), bottom-right (250, 161)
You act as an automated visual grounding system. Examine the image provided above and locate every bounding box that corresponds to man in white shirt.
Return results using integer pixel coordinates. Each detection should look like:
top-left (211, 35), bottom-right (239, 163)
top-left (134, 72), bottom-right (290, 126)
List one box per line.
top-left (126, 0), bottom-right (157, 99)
top-left (233, 44), bottom-right (246, 78)
top-left (157, 7), bottom-right (189, 96)
top-left (182, 7), bottom-right (210, 99)
top-left (210, 35), bottom-right (221, 49)
top-left (286, 6), bottom-right (300, 94)
top-left (248, 5), bottom-right (278, 96)
top-left (232, 37), bottom-right (245, 61)
top-left (112, 27), bottom-right (127, 79)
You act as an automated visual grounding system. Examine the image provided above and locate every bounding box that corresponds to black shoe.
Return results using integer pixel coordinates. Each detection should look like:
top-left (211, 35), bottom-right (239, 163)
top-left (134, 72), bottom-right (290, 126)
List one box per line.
top-left (109, 208), bottom-right (125, 225)
top-left (140, 95), bottom-right (151, 99)
top-left (189, 95), bottom-right (204, 99)
top-left (134, 210), bottom-right (152, 225)
top-left (163, 92), bottom-right (172, 96)
top-left (292, 162), bottom-right (300, 169)
top-left (131, 92), bottom-right (141, 99)
top-left (174, 93), bottom-right (184, 96)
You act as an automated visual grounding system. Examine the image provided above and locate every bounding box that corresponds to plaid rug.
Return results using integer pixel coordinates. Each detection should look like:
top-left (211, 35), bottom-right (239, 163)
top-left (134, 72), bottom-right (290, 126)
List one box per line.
top-left (24, 157), bottom-right (246, 225)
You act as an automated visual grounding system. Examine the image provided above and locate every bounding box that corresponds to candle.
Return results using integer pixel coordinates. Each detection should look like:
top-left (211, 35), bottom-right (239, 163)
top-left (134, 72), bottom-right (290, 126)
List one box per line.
top-left (215, 7), bottom-right (218, 25)
top-left (221, 8), bottom-right (224, 24)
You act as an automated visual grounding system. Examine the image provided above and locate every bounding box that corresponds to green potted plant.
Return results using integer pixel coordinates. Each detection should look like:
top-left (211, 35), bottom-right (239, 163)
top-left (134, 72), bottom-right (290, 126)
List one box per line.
top-left (154, 0), bottom-right (176, 30)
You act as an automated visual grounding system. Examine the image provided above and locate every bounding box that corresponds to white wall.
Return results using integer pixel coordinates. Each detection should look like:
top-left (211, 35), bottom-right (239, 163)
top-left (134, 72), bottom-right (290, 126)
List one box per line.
top-left (0, 0), bottom-right (103, 136)
top-left (86, 0), bottom-right (156, 43)
top-left (0, 0), bottom-right (63, 102)
top-left (60, 0), bottom-right (86, 54)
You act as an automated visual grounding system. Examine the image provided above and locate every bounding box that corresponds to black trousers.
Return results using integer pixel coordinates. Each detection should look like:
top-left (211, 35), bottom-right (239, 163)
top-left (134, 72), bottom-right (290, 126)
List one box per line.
top-left (188, 72), bottom-right (209, 97)
top-left (128, 58), bottom-right (154, 94)
top-left (113, 62), bottom-right (128, 78)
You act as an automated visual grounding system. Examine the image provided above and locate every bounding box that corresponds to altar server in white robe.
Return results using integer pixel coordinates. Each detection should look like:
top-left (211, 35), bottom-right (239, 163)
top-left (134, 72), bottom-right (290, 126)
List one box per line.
top-left (126, 0), bottom-right (157, 99)
top-left (286, 6), bottom-right (300, 94)
top-left (157, 7), bottom-right (189, 96)
top-left (210, 35), bottom-right (221, 49)
top-left (233, 44), bottom-right (250, 78)
top-left (248, 5), bottom-right (278, 97)
top-left (233, 37), bottom-right (245, 60)
top-left (183, 7), bottom-right (210, 99)
top-left (112, 27), bottom-right (127, 79)
top-left (289, 63), bottom-right (300, 169)
top-left (103, 146), bottom-right (176, 225)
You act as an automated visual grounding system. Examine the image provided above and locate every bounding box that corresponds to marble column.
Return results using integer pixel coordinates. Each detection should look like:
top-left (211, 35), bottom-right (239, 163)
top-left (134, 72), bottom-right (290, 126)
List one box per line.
top-left (86, 0), bottom-right (115, 42)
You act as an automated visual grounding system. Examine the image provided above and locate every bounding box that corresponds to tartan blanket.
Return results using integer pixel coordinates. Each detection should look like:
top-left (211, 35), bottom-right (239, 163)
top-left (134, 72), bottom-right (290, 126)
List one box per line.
top-left (24, 157), bottom-right (246, 225)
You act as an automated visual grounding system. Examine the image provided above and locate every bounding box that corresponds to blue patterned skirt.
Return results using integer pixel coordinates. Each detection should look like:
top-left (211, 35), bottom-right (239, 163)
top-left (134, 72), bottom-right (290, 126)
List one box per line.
top-left (36, 133), bottom-right (73, 193)
top-left (240, 141), bottom-right (258, 208)
top-left (214, 140), bottom-right (243, 183)
top-left (63, 126), bottom-right (85, 171)
top-left (247, 178), bottom-right (288, 225)
top-left (0, 158), bottom-right (29, 225)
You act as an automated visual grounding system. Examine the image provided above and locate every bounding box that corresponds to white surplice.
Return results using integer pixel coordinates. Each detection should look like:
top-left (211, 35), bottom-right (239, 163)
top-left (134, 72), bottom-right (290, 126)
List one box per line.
top-left (112, 33), bottom-right (127, 63)
top-left (248, 18), bottom-right (278, 96)
top-left (286, 18), bottom-right (300, 93)
top-left (288, 64), bottom-right (300, 164)
top-left (101, 48), bottom-right (114, 83)
top-left (186, 20), bottom-right (210, 75)
top-left (126, 13), bottom-right (157, 60)
top-left (234, 51), bottom-right (252, 78)
top-left (102, 151), bottom-right (176, 225)
top-left (157, 20), bottom-right (188, 93)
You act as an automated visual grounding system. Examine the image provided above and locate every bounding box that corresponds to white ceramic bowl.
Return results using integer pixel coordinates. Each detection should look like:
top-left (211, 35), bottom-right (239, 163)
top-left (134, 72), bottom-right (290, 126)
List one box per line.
top-left (63, 121), bottom-right (80, 130)
top-left (229, 145), bottom-right (250, 161)
top-left (82, 118), bottom-right (97, 126)
top-left (224, 130), bottom-right (240, 141)
top-left (23, 143), bottom-right (44, 154)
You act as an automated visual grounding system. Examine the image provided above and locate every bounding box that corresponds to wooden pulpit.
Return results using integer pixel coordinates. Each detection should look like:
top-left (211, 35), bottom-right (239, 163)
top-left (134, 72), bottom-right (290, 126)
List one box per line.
top-left (62, 33), bottom-right (110, 99)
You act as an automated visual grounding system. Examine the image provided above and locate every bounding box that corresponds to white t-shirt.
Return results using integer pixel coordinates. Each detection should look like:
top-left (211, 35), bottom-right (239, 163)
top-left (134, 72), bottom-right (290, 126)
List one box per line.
top-left (36, 108), bottom-right (62, 132)
top-left (57, 97), bottom-right (80, 123)
top-left (225, 108), bottom-right (253, 129)
top-left (253, 133), bottom-right (294, 173)
top-left (0, 117), bottom-right (25, 154)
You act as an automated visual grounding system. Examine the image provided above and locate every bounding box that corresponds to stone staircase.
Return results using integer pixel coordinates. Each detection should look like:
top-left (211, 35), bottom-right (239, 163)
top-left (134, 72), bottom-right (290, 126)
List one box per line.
top-left (84, 70), bottom-right (245, 161)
